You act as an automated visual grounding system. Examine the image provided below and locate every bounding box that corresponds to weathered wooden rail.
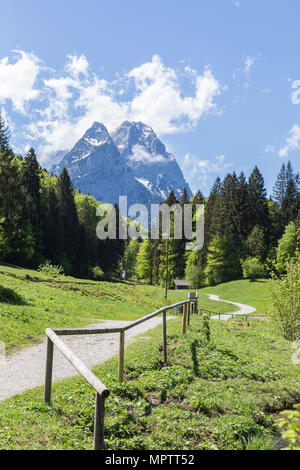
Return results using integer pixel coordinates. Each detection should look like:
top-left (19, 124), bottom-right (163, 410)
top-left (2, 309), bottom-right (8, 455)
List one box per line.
top-left (43, 291), bottom-right (254, 450)
top-left (43, 294), bottom-right (198, 450)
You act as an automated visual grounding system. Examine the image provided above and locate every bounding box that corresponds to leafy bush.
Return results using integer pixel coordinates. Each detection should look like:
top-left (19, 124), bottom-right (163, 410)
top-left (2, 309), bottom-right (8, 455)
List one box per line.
top-left (185, 263), bottom-right (205, 288)
top-left (276, 222), bottom-right (298, 274)
top-left (38, 260), bottom-right (65, 278)
top-left (91, 266), bottom-right (105, 280)
top-left (269, 253), bottom-right (300, 341)
top-left (276, 404), bottom-right (300, 450)
top-left (242, 257), bottom-right (265, 281)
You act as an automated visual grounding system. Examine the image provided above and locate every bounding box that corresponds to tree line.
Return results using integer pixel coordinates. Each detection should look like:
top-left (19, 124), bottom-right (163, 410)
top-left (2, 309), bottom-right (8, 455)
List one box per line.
top-left (0, 112), bottom-right (299, 284)
top-left (0, 114), bottom-right (124, 278)
top-left (123, 164), bottom-right (300, 287)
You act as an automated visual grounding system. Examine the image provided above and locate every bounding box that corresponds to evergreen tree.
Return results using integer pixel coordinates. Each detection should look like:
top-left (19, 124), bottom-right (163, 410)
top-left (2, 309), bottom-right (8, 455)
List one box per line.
top-left (152, 239), bottom-right (161, 285)
top-left (272, 163), bottom-right (287, 208)
top-left (245, 225), bottom-right (266, 260)
top-left (272, 161), bottom-right (299, 230)
top-left (282, 177), bottom-right (299, 224)
top-left (136, 239), bottom-right (153, 283)
top-left (165, 190), bottom-right (177, 206)
top-left (204, 235), bottom-right (242, 285)
top-left (192, 190), bottom-right (205, 206)
top-left (57, 168), bottom-right (81, 275)
top-left (0, 112), bottom-right (10, 152)
top-left (248, 166), bottom-right (268, 228)
top-left (179, 187), bottom-right (190, 206)
top-left (204, 177), bottom-right (222, 240)
top-left (98, 203), bottom-right (125, 277)
top-left (43, 186), bottom-right (64, 265)
top-left (202, 177), bottom-right (222, 269)
top-left (0, 120), bottom-right (32, 264)
top-left (21, 148), bottom-right (41, 227)
top-left (176, 188), bottom-right (190, 277)
top-left (77, 195), bottom-right (98, 270)
top-left (20, 148), bottom-right (42, 264)
top-left (219, 172), bottom-right (243, 243)
top-left (123, 239), bottom-right (140, 279)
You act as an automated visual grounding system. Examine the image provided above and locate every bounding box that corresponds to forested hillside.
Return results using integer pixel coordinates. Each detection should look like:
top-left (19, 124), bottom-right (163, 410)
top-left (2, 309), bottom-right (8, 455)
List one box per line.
top-left (0, 112), bottom-right (299, 286)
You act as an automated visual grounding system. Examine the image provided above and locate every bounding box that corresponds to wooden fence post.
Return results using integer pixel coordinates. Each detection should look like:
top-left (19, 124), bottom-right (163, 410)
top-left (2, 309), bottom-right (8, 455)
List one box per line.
top-left (94, 393), bottom-right (105, 450)
top-left (187, 301), bottom-right (191, 326)
top-left (182, 303), bottom-right (187, 334)
top-left (162, 310), bottom-right (167, 365)
top-left (118, 330), bottom-right (125, 382)
top-left (44, 337), bottom-right (54, 405)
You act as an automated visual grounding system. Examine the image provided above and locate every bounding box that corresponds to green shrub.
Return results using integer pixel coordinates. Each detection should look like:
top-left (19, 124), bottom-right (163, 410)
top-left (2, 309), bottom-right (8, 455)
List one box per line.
top-left (269, 253), bottom-right (300, 341)
top-left (242, 257), bottom-right (265, 281)
top-left (38, 260), bottom-right (65, 278)
top-left (91, 266), bottom-right (105, 280)
top-left (185, 264), bottom-right (205, 288)
top-left (276, 223), bottom-right (298, 274)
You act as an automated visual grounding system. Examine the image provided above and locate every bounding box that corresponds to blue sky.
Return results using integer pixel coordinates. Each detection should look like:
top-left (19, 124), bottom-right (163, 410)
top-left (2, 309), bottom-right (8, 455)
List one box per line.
top-left (0, 0), bottom-right (299, 195)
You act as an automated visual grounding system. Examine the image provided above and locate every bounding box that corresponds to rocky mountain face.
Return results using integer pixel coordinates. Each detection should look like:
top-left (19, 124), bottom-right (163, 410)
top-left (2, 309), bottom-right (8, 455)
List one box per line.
top-left (52, 121), bottom-right (192, 208)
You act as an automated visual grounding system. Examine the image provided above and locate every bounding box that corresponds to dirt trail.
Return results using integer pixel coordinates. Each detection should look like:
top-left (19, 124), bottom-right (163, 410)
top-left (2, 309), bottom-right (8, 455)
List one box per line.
top-left (209, 294), bottom-right (256, 320)
top-left (0, 317), bottom-right (172, 402)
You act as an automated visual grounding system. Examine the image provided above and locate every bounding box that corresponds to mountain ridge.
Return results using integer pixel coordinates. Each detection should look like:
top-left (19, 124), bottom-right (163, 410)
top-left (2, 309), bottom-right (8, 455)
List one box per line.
top-left (52, 121), bottom-right (192, 207)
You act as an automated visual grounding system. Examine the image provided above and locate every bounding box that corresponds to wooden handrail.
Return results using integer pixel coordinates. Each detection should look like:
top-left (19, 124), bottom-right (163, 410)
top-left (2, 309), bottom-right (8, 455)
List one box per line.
top-left (43, 296), bottom-right (193, 450)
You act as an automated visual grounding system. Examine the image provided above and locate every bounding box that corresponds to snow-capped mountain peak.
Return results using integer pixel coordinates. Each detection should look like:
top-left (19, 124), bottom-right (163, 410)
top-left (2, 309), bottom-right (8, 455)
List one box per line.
top-left (112, 121), bottom-right (168, 157)
top-left (52, 121), bottom-right (192, 207)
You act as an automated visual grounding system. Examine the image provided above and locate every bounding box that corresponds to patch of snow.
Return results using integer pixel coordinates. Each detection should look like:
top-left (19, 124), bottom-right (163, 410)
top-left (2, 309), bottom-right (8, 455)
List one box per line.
top-left (85, 137), bottom-right (107, 146)
top-left (73, 152), bottom-right (91, 162)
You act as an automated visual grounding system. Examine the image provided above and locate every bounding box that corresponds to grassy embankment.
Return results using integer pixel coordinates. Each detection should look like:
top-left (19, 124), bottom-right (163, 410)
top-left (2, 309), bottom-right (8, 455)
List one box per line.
top-left (0, 263), bottom-right (237, 354)
top-left (0, 308), bottom-right (299, 450)
top-left (0, 270), bottom-right (299, 450)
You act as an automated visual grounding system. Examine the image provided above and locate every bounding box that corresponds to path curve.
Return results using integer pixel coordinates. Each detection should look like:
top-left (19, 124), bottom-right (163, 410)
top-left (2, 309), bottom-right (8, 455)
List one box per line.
top-left (208, 294), bottom-right (256, 321)
top-left (0, 317), bottom-right (172, 402)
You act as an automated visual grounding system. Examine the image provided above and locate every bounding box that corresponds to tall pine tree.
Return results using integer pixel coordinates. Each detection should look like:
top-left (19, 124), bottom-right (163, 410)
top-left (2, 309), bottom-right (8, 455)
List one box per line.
top-left (57, 168), bottom-right (81, 275)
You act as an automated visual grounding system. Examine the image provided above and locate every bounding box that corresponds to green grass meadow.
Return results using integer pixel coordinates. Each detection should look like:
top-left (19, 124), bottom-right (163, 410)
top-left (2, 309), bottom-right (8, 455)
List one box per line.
top-left (1, 264), bottom-right (297, 451)
top-left (0, 314), bottom-right (299, 450)
top-left (0, 263), bottom-right (238, 354)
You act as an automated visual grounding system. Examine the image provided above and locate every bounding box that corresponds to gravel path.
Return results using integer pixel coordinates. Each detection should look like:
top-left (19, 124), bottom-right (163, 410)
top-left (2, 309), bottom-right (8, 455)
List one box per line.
top-left (209, 294), bottom-right (256, 321)
top-left (0, 317), bottom-right (172, 402)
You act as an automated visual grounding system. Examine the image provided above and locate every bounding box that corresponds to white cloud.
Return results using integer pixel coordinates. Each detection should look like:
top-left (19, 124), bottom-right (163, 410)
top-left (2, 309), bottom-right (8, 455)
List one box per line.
top-left (278, 125), bottom-right (300, 158)
top-left (9, 52), bottom-right (222, 163)
top-left (261, 88), bottom-right (271, 95)
top-left (0, 50), bottom-right (40, 113)
top-left (244, 56), bottom-right (256, 75)
top-left (1, 107), bottom-right (14, 132)
top-left (183, 153), bottom-right (232, 175)
top-left (232, 0), bottom-right (240, 7)
top-left (127, 144), bottom-right (166, 165)
top-left (65, 54), bottom-right (89, 77)
top-left (182, 153), bottom-right (232, 192)
top-left (233, 55), bottom-right (258, 81)
top-left (265, 145), bottom-right (276, 153)
top-left (128, 56), bottom-right (221, 134)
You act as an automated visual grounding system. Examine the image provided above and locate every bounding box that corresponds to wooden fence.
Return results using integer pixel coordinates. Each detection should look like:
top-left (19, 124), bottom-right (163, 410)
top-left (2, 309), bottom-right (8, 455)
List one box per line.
top-left (43, 292), bottom-right (254, 450)
top-left (43, 295), bottom-right (198, 450)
